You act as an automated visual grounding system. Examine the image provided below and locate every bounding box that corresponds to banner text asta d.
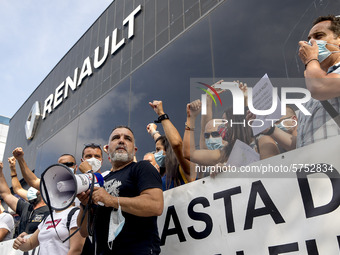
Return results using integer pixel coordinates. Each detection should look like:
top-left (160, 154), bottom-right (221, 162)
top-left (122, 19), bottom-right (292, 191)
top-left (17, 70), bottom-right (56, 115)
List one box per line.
top-left (160, 166), bottom-right (340, 253)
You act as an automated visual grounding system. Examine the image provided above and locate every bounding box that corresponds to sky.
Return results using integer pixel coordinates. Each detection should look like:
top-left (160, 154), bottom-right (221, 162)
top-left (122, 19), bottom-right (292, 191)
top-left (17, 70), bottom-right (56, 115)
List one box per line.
top-left (0, 0), bottom-right (114, 119)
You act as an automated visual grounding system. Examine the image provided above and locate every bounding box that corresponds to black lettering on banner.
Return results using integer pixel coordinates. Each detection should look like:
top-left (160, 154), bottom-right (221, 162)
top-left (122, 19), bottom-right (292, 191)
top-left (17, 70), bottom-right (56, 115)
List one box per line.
top-left (213, 186), bottom-right (242, 233)
top-left (244, 181), bottom-right (285, 230)
top-left (187, 197), bottom-right (213, 239)
top-left (160, 205), bottom-right (186, 246)
top-left (305, 239), bottom-right (319, 255)
top-left (337, 235), bottom-right (340, 250)
top-left (268, 242), bottom-right (299, 254)
top-left (297, 165), bottom-right (340, 218)
top-left (236, 251), bottom-right (245, 255)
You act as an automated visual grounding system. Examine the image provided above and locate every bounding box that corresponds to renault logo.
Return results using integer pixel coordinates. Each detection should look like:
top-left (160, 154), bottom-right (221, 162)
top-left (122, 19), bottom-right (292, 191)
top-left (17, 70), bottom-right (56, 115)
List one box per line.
top-left (25, 101), bottom-right (41, 140)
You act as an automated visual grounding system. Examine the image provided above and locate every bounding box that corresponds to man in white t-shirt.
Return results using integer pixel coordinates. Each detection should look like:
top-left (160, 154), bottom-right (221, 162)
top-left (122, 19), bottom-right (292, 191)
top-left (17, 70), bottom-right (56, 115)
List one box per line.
top-left (0, 203), bottom-right (14, 242)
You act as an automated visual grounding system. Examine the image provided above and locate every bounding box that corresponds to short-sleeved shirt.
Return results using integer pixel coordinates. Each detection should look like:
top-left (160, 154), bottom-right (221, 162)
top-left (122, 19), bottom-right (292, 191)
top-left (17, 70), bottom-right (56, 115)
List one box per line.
top-left (16, 199), bottom-right (50, 234)
top-left (297, 62), bottom-right (340, 148)
top-left (38, 207), bottom-right (79, 255)
top-left (95, 161), bottom-right (162, 255)
top-left (0, 212), bottom-right (14, 241)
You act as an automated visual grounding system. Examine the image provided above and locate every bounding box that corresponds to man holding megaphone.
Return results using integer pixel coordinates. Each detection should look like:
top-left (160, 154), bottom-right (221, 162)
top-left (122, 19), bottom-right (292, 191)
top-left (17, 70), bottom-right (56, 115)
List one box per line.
top-left (77, 126), bottom-right (164, 255)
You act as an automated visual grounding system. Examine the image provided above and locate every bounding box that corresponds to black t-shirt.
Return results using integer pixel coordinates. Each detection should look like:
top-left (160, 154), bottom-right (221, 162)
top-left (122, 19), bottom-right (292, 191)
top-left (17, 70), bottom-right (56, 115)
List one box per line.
top-left (95, 161), bottom-right (162, 255)
top-left (16, 199), bottom-right (50, 234)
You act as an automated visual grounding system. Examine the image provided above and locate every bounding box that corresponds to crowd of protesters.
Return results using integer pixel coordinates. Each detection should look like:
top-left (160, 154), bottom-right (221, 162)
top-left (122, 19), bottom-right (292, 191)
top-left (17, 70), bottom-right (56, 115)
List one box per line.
top-left (0, 14), bottom-right (338, 255)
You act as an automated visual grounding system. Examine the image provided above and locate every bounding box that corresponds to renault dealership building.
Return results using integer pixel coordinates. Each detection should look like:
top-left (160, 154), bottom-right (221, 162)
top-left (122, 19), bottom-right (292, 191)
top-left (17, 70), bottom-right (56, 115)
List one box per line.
top-left (3, 0), bottom-right (340, 253)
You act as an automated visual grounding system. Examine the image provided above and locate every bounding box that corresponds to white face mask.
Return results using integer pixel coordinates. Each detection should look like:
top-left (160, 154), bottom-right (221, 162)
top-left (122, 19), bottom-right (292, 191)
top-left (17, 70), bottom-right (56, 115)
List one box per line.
top-left (108, 201), bottom-right (125, 250)
top-left (85, 157), bottom-right (102, 172)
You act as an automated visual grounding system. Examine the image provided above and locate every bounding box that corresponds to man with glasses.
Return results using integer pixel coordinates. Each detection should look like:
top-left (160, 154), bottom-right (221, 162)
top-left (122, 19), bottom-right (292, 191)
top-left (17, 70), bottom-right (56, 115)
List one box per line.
top-left (12, 147), bottom-right (77, 190)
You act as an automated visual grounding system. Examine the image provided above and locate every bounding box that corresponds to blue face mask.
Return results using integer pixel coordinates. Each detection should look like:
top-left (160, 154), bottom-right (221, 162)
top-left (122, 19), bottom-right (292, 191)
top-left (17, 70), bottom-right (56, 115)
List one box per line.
top-left (275, 122), bottom-right (289, 133)
top-left (313, 40), bottom-right (340, 63)
top-left (154, 150), bottom-right (165, 167)
top-left (205, 137), bottom-right (224, 150)
top-left (108, 201), bottom-right (125, 250)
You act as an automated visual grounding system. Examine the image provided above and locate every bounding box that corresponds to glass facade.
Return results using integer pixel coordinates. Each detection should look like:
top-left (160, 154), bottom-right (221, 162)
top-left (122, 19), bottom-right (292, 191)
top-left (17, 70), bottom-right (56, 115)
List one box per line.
top-left (3, 0), bottom-right (340, 180)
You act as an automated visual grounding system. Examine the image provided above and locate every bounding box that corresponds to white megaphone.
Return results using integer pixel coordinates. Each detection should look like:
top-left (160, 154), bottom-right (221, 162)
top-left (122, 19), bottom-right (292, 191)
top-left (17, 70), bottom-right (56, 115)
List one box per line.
top-left (40, 164), bottom-right (104, 210)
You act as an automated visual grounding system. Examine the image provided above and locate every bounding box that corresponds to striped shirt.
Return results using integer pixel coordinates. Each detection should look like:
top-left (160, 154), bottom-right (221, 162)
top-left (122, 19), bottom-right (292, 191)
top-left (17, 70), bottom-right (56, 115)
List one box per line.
top-left (296, 62), bottom-right (340, 148)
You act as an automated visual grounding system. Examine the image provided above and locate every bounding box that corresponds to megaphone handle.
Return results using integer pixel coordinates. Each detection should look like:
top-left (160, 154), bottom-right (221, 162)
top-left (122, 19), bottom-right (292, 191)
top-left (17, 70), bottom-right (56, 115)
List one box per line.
top-left (87, 172), bottom-right (98, 236)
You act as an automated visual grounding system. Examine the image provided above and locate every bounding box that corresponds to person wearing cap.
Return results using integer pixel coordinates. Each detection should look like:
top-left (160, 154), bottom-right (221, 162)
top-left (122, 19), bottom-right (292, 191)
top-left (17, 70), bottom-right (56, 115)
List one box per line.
top-left (0, 160), bottom-right (49, 236)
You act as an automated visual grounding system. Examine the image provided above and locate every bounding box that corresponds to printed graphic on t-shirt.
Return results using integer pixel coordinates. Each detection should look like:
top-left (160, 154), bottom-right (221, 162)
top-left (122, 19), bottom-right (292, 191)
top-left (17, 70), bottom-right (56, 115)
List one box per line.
top-left (45, 219), bottom-right (62, 230)
top-left (104, 179), bottom-right (121, 196)
top-left (31, 214), bottom-right (45, 223)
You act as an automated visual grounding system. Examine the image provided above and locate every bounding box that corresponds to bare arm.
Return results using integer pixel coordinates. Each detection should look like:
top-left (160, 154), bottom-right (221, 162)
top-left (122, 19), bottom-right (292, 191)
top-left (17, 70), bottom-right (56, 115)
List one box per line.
top-left (299, 40), bottom-right (340, 100)
top-left (68, 227), bottom-right (86, 255)
top-left (199, 80), bottom-right (225, 149)
top-left (13, 147), bottom-right (41, 190)
top-left (13, 231), bottom-right (39, 251)
top-left (246, 111), bottom-right (296, 151)
top-left (149, 100), bottom-right (196, 181)
top-left (200, 91), bottom-right (213, 149)
top-left (270, 127), bottom-right (297, 151)
top-left (0, 162), bottom-right (18, 212)
top-left (8, 157), bottom-right (28, 201)
top-left (146, 123), bottom-right (161, 141)
top-left (257, 135), bottom-right (280, 160)
top-left (77, 191), bottom-right (90, 238)
top-left (0, 228), bottom-right (9, 242)
top-left (92, 187), bottom-right (163, 217)
top-left (183, 101), bottom-right (224, 166)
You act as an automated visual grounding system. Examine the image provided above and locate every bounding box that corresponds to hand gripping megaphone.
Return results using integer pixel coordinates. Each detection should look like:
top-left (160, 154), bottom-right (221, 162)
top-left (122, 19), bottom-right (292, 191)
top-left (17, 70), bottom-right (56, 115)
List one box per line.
top-left (40, 164), bottom-right (104, 210)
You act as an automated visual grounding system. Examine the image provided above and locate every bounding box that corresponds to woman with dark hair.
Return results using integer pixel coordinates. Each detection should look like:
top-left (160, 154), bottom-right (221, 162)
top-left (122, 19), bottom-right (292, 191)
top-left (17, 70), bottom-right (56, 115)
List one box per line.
top-left (184, 99), bottom-right (279, 168)
top-left (148, 100), bottom-right (196, 190)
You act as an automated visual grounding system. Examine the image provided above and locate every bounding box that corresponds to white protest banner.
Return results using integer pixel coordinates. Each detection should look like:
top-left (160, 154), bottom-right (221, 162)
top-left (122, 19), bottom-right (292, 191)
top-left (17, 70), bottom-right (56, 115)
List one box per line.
top-left (158, 136), bottom-right (340, 255)
top-left (0, 237), bottom-right (39, 255)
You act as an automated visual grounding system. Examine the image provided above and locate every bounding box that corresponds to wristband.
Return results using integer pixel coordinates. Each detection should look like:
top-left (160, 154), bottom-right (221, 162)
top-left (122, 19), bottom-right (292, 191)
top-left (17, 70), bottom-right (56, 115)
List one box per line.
top-left (11, 174), bottom-right (17, 178)
top-left (185, 122), bottom-right (194, 131)
top-left (264, 126), bottom-right (275, 136)
top-left (151, 130), bottom-right (159, 137)
top-left (154, 114), bottom-right (169, 123)
top-left (305, 58), bottom-right (319, 69)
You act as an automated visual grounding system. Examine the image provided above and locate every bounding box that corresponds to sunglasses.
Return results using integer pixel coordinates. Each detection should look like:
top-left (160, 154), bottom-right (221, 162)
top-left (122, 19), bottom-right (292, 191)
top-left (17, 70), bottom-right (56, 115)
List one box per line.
top-left (204, 131), bottom-right (220, 139)
top-left (84, 143), bottom-right (101, 148)
top-left (63, 162), bottom-right (75, 167)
